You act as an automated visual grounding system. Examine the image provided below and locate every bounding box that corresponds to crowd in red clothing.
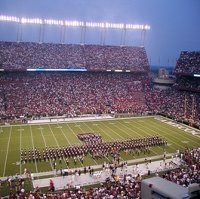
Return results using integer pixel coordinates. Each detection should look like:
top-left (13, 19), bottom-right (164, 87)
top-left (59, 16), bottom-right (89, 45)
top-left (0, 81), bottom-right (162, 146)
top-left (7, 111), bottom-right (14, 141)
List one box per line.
top-left (145, 87), bottom-right (200, 126)
top-left (0, 71), bottom-right (199, 126)
top-left (0, 72), bottom-right (149, 120)
top-left (162, 147), bottom-right (200, 187)
top-left (0, 42), bottom-right (199, 127)
top-left (0, 42), bottom-right (149, 72)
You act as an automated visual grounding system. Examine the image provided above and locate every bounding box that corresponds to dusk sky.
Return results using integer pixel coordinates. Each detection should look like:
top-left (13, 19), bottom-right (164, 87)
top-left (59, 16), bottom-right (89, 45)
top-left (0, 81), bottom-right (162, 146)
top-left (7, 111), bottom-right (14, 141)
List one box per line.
top-left (0, 0), bottom-right (200, 67)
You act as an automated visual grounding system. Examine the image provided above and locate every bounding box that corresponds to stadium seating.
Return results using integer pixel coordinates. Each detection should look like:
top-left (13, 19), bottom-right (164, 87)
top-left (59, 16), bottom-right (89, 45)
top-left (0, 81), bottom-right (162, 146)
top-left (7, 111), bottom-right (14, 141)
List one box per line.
top-left (145, 87), bottom-right (200, 126)
top-left (175, 76), bottom-right (200, 92)
top-left (0, 41), bottom-right (149, 72)
top-left (0, 72), bottom-right (149, 121)
top-left (175, 51), bottom-right (200, 74)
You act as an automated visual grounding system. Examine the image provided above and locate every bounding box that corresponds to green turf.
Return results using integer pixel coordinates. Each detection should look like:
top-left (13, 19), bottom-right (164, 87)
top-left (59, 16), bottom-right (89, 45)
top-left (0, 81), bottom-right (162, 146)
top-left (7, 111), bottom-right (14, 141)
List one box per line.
top-left (0, 116), bottom-right (199, 177)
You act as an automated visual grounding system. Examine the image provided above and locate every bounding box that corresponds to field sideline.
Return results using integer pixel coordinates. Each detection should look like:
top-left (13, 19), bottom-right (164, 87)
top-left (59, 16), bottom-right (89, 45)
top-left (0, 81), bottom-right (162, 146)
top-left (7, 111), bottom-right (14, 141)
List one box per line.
top-left (0, 116), bottom-right (199, 178)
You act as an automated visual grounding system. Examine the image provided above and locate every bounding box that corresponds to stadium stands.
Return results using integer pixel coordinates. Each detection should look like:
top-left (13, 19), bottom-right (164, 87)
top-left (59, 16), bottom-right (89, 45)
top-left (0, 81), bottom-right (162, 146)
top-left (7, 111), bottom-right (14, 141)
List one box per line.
top-left (0, 72), bottom-right (149, 121)
top-left (0, 42), bottom-right (149, 72)
top-left (162, 147), bottom-right (200, 187)
top-left (145, 87), bottom-right (200, 126)
top-left (175, 51), bottom-right (200, 74)
top-left (0, 43), bottom-right (200, 127)
top-left (175, 76), bottom-right (200, 92)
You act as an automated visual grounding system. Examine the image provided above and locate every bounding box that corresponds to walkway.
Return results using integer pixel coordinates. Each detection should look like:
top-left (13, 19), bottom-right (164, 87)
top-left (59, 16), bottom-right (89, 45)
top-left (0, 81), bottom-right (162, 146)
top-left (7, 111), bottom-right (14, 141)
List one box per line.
top-left (32, 155), bottom-right (181, 191)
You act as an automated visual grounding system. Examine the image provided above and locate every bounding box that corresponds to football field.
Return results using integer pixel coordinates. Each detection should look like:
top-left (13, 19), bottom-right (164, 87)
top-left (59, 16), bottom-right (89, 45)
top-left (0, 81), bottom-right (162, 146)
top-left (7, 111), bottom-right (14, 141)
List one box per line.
top-left (0, 116), bottom-right (199, 178)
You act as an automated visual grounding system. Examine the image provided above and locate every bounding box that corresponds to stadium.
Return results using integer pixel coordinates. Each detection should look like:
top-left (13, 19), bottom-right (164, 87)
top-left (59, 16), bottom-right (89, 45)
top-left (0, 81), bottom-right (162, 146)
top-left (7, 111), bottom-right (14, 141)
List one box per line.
top-left (0, 1), bottom-right (200, 199)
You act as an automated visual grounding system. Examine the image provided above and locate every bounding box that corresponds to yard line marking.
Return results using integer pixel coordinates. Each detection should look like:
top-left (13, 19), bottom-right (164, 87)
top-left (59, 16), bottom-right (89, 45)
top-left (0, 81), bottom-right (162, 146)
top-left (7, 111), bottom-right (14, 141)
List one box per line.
top-left (48, 124), bottom-right (69, 168)
top-left (54, 123), bottom-right (76, 168)
top-left (19, 126), bottom-right (22, 175)
top-left (56, 126), bottom-right (62, 129)
top-left (56, 124), bottom-right (72, 146)
top-left (129, 120), bottom-right (182, 149)
top-left (29, 125), bottom-right (39, 173)
top-left (37, 127), bottom-right (44, 130)
top-left (69, 122), bottom-right (98, 165)
top-left (155, 116), bottom-right (200, 139)
top-left (61, 123), bottom-right (88, 166)
top-left (48, 124), bottom-right (72, 168)
top-left (82, 121), bottom-right (122, 162)
top-left (100, 121), bottom-right (124, 139)
top-left (146, 119), bottom-right (200, 147)
top-left (115, 120), bottom-right (160, 155)
top-left (3, 126), bottom-right (12, 177)
top-left (17, 129), bottom-right (24, 131)
top-left (151, 120), bottom-right (200, 145)
top-left (48, 124), bottom-right (60, 147)
top-left (130, 120), bottom-right (176, 151)
top-left (181, 141), bottom-right (189, 143)
top-left (123, 119), bottom-right (175, 151)
top-left (39, 125), bottom-right (54, 171)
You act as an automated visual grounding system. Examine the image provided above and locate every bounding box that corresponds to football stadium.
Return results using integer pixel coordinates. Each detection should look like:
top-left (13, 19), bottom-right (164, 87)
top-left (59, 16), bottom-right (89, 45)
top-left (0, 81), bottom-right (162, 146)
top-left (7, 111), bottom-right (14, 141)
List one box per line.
top-left (0, 1), bottom-right (200, 198)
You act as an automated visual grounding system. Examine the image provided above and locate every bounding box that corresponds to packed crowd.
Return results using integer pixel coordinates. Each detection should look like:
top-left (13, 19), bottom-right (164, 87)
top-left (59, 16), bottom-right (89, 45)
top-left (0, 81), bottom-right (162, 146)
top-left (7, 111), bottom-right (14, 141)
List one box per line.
top-left (0, 72), bottom-right (149, 120)
top-left (20, 135), bottom-right (166, 163)
top-left (175, 51), bottom-right (200, 74)
top-left (145, 87), bottom-right (200, 126)
top-left (162, 147), bottom-right (200, 187)
top-left (0, 41), bottom-right (149, 72)
top-left (0, 42), bottom-right (199, 127)
top-left (0, 71), bottom-right (199, 127)
top-left (3, 173), bottom-right (142, 199)
top-left (175, 76), bottom-right (200, 92)
top-left (0, 71), bottom-right (199, 126)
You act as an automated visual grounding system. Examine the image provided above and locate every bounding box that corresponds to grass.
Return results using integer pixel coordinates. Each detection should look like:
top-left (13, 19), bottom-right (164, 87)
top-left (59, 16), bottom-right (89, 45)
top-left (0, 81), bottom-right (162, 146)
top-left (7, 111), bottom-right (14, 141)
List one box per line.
top-left (0, 116), bottom-right (199, 178)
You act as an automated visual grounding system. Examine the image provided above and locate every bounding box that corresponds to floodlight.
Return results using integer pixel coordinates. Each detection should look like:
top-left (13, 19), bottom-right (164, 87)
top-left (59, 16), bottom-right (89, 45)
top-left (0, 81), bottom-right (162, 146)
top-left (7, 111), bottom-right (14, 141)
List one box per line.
top-left (105, 22), bottom-right (110, 28)
top-left (99, 23), bottom-right (104, 28)
top-left (144, 25), bottom-right (150, 30)
top-left (194, 74), bottom-right (200, 77)
top-left (21, 18), bottom-right (27, 24)
top-left (72, 21), bottom-right (79, 26)
top-left (0, 15), bottom-right (151, 30)
top-left (115, 70), bottom-right (123, 72)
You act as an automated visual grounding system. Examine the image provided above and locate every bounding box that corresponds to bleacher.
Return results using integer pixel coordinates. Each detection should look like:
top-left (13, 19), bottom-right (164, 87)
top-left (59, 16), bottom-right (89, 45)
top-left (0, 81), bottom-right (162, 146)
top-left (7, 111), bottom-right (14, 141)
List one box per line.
top-left (175, 51), bottom-right (200, 74)
top-left (0, 41), bottom-right (149, 72)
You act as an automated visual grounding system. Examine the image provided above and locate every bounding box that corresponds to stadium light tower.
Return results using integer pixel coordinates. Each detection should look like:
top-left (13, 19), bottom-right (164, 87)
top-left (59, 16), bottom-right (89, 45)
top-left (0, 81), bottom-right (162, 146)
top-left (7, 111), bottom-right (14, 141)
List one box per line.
top-left (0, 15), bottom-right (151, 45)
